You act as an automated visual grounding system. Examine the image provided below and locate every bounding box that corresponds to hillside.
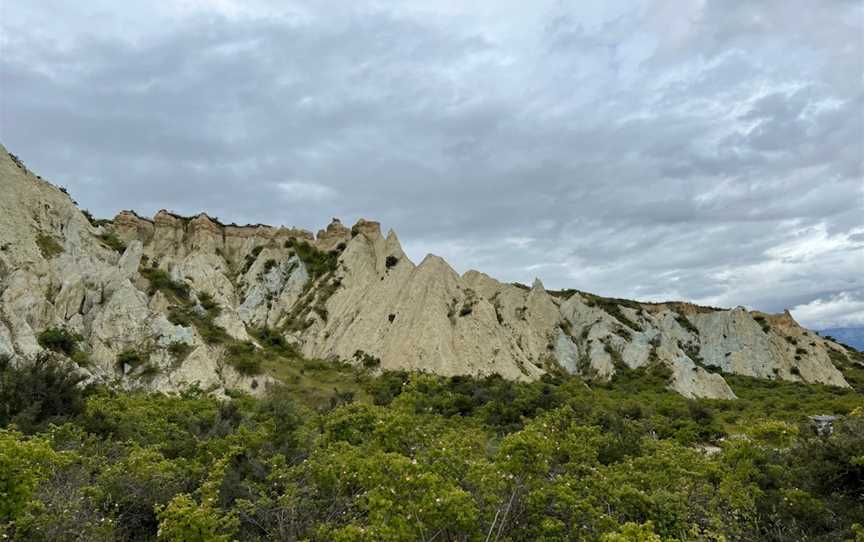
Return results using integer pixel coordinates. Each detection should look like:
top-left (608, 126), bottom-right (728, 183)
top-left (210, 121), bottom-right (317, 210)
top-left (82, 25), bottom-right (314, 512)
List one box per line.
top-left (1, 144), bottom-right (860, 401)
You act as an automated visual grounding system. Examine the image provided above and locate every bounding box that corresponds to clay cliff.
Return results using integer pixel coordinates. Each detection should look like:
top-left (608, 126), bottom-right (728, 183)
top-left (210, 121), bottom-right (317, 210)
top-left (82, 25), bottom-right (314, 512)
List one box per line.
top-left (0, 144), bottom-right (858, 399)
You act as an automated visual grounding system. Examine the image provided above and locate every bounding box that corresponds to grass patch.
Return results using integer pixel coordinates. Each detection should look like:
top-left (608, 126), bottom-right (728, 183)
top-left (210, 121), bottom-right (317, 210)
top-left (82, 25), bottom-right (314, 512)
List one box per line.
top-left (548, 288), bottom-right (578, 299)
top-left (224, 341), bottom-right (263, 375)
top-left (242, 246), bottom-right (265, 274)
top-left (675, 313), bottom-right (699, 335)
top-left (167, 341), bottom-right (193, 364)
top-left (285, 239), bottom-right (338, 280)
top-left (82, 209), bottom-right (112, 227)
top-left (263, 356), bottom-right (372, 410)
top-left (250, 327), bottom-right (299, 357)
top-left (282, 273), bottom-right (342, 330)
top-left (36, 233), bottom-right (63, 259)
top-left (713, 373), bottom-right (863, 431)
top-left (262, 259), bottom-right (278, 274)
top-left (582, 292), bottom-right (642, 331)
top-left (140, 267), bottom-right (190, 301)
top-left (353, 350), bottom-right (381, 369)
top-left (37, 327), bottom-right (91, 366)
top-left (168, 305), bottom-right (230, 345)
top-left (753, 315), bottom-right (771, 334)
top-left (116, 348), bottom-right (150, 372)
top-left (603, 339), bottom-right (627, 370)
top-left (99, 232), bottom-right (127, 254)
top-left (37, 327), bottom-right (82, 357)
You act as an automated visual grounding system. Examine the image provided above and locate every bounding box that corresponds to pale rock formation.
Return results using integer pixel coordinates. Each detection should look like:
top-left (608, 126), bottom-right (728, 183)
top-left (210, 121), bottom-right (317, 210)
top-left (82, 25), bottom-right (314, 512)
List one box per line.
top-left (0, 142), bottom-right (859, 399)
top-left (316, 219), bottom-right (351, 252)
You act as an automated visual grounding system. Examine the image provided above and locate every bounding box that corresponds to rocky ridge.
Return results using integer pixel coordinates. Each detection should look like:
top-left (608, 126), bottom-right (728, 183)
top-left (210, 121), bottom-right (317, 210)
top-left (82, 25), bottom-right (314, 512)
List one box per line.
top-left (0, 144), bottom-right (858, 399)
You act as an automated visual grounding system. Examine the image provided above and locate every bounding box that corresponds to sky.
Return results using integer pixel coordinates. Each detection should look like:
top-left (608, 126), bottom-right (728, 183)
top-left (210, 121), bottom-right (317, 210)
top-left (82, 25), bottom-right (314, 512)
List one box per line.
top-left (1, 0), bottom-right (862, 330)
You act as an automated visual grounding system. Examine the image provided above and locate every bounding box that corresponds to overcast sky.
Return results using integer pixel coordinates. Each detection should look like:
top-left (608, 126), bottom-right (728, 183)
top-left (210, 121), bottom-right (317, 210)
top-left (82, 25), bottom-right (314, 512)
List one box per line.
top-left (1, 0), bottom-right (862, 329)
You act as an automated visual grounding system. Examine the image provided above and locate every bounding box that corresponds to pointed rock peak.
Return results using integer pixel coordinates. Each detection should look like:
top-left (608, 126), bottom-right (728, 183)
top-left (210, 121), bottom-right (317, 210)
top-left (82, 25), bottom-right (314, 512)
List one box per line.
top-left (781, 309), bottom-right (799, 325)
top-left (417, 253), bottom-right (456, 275)
top-left (531, 277), bottom-right (546, 292)
top-left (419, 253), bottom-right (444, 265)
top-left (384, 229), bottom-right (406, 254)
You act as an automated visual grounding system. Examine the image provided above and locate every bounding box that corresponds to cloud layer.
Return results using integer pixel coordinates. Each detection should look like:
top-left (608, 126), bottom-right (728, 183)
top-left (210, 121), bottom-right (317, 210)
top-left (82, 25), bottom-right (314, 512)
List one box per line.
top-left (1, 0), bottom-right (862, 329)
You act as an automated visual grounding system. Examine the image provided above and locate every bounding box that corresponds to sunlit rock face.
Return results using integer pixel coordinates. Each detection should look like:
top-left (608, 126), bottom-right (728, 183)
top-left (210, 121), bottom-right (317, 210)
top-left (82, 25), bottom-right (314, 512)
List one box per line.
top-left (0, 144), bottom-right (856, 399)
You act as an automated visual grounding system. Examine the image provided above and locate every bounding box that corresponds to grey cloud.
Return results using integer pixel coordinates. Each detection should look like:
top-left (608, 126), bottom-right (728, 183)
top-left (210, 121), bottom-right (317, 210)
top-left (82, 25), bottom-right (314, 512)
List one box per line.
top-left (0, 0), bottom-right (861, 328)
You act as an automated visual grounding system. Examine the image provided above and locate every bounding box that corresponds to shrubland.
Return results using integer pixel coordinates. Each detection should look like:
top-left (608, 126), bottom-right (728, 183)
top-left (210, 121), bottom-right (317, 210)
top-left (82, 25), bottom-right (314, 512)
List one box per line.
top-left (1, 350), bottom-right (863, 541)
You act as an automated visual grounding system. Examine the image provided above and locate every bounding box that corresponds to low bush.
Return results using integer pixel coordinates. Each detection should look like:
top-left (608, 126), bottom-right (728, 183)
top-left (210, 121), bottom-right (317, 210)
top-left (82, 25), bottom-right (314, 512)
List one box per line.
top-left (35, 233), bottom-right (63, 259)
top-left (140, 267), bottom-right (190, 300)
top-left (0, 353), bottom-right (85, 432)
top-left (250, 327), bottom-right (298, 357)
top-left (285, 239), bottom-right (338, 279)
top-left (224, 341), bottom-right (263, 375)
top-left (167, 341), bottom-right (193, 362)
top-left (37, 327), bottom-right (83, 357)
top-left (353, 350), bottom-right (381, 369)
top-left (99, 232), bottom-right (127, 254)
top-left (116, 349), bottom-right (149, 371)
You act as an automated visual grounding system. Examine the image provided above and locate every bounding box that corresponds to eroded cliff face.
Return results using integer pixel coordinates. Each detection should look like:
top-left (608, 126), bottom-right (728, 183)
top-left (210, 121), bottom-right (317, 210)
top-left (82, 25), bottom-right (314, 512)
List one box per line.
top-left (0, 144), bottom-right (858, 398)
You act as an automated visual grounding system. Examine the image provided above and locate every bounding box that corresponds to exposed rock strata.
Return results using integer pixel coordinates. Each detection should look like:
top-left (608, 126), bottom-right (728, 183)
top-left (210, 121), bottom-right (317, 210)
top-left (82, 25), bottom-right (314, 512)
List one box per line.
top-left (0, 144), bottom-right (857, 399)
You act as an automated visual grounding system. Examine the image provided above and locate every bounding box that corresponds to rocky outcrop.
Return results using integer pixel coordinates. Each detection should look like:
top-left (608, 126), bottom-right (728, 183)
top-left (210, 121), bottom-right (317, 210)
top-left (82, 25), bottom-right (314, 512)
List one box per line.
top-left (0, 143), bottom-right (858, 399)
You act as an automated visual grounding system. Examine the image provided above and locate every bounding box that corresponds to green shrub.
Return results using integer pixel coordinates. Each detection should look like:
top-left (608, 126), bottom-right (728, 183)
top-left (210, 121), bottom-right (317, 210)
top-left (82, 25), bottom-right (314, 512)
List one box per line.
top-left (250, 327), bottom-right (298, 357)
top-left (285, 239), bottom-right (337, 279)
top-left (366, 370), bottom-right (409, 405)
top-left (353, 350), bottom-right (381, 369)
top-left (35, 233), bottom-right (63, 259)
top-left (583, 292), bottom-right (642, 331)
top-left (675, 313), bottom-right (699, 335)
top-left (169, 304), bottom-right (229, 344)
top-left (753, 315), bottom-right (771, 333)
top-left (81, 209), bottom-right (111, 227)
top-left (0, 353), bottom-right (85, 432)
top-left (99, 232), bottom-right (127, 254)
top-left (224, 341), bottom-right (263, 375)
top-left (241, 246), bottom-right (265, 274)
top-left (140, 267), bottom-right (190, 300)
top-left (96, 446), bottom-right (194, 539)
top-left (167, 341), bottom-right (193, 363)
top-left (197, 292), bottom-right (221, 316)
top-left (116, 349), bottom-right (149, 371)
top-left (0, 429), bottom-right (66, 523)
top-left (37, 327), bottom-right (82, 357)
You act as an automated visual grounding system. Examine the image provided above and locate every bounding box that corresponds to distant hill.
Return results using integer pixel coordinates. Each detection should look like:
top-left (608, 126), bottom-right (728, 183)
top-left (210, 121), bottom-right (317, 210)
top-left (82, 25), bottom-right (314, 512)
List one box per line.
top-left (818, 327), bottom-right (864, 352)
